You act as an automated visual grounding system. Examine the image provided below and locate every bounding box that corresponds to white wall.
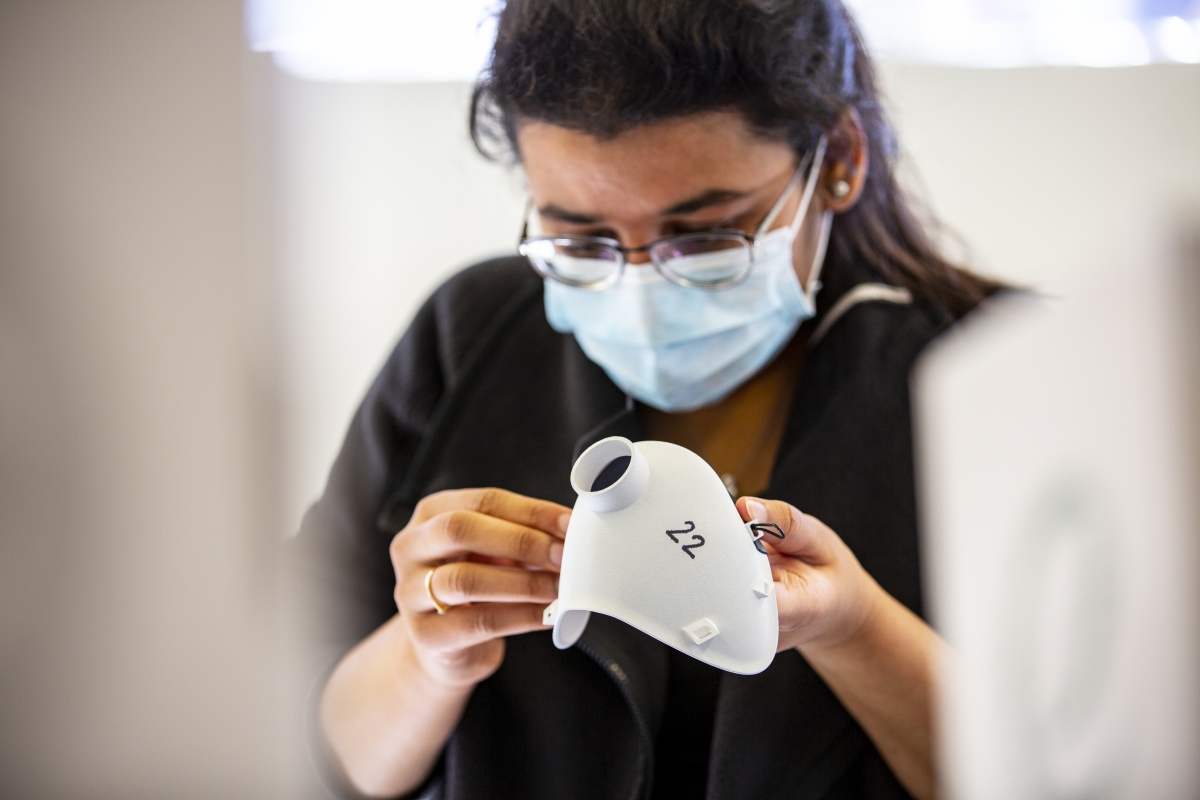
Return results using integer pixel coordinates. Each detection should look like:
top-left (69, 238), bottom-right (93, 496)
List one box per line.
top-left (0, 2), bottom-right (282, 796)
top-left (883, 63), bottom-right (1200, 291)
top-left (270, 76), bottom-right (527, 534)
top-left (271, 63), bottom-right (1200, 535)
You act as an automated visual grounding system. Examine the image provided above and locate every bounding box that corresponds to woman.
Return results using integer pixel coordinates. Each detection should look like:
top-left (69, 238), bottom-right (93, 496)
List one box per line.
top-left (295, 1), bottom-right (999, 798)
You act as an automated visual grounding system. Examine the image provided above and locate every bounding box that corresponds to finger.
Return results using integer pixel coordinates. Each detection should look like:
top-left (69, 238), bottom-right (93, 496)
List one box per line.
top-left (412, 488), bottom-right (571, 539)
top-left (406, 562), bottom-right (559, 612)
top-left (737, 497), bottom-right (836, 564)
top-left (466, 554), bottom-right (524, 568)
top-left (405, 509), bottom-right (565, 571)
top-left (408, 602), bottom-right (549, 652)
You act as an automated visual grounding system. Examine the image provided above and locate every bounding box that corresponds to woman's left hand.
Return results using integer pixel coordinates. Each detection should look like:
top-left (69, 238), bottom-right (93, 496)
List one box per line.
top-left (736, 496), bottom-right (939, 800)
top-left (736, 496), bottom-right (884, 653)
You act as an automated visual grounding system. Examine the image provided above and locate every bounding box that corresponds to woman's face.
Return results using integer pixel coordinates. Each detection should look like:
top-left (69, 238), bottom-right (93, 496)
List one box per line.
top-left (516, 110), bottom-right (856, 288)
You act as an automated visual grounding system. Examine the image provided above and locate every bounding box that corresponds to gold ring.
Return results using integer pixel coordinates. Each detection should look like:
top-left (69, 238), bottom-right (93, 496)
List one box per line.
top-left (425, 567), bottom-right (449, 615)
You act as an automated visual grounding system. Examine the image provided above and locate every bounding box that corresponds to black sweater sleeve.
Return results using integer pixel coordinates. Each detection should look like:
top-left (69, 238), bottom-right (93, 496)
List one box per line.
top-left (283, 258), bottom-right (539, 798)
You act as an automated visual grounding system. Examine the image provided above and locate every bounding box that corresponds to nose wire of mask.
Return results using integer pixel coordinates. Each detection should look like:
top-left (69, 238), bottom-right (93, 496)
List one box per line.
top-left (541, 135), bottom-right (832, 412)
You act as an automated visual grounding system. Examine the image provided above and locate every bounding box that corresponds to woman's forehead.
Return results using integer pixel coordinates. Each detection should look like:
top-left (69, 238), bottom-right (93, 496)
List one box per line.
top-left (517, 112), bottom-right (795, 220)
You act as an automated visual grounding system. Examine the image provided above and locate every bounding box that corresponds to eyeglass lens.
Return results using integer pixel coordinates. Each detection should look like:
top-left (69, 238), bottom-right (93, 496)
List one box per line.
top-left (649, 233), bottom-right (751, 287)
top-left (525, 233), bottom-right (752, 289)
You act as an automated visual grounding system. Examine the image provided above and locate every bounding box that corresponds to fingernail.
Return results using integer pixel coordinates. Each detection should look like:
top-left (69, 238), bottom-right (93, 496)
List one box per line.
top-left (557, 513), bottom-right (571, 535)
top-left (746, 498), bottom-right (768, 522)
top-left (549, 541), bottom-right (563, 566)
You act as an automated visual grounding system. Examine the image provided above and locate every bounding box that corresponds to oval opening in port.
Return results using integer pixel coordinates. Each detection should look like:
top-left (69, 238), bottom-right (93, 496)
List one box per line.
top-left (590, 456), bottom-right (631, 492)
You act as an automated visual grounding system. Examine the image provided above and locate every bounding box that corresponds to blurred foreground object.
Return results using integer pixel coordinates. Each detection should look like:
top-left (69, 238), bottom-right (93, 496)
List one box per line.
top-left (915, 220), bottom-right (1200, 798)
top-left (0, 1), bottom-right (289, 797)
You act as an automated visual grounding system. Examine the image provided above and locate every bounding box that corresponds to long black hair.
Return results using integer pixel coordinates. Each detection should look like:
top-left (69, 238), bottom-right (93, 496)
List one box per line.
top-left (470, 0), bottom-right (1000, 316)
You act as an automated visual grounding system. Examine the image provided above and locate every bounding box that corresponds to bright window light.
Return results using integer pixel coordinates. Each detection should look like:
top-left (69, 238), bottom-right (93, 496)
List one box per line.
top-left (245, 0), bottom-right (1200, 82)
top-left (844, 0), bottom-right (1195, 67)
top-left (1157, 15), bottom-right (1200, 62)
top-left (246, 0), bottom-right (496, 82)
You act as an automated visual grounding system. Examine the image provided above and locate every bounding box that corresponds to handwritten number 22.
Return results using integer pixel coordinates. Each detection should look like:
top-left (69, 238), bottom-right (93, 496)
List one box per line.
top-left (666, 521), bottom-right (706, 560)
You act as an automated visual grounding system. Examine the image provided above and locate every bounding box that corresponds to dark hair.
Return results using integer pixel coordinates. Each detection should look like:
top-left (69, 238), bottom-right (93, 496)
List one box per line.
top-left (471, 0), bottom-right (1001, 316)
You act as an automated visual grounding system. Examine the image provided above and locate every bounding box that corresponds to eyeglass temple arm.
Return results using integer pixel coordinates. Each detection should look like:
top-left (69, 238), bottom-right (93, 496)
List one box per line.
top-left (755, 134), bottom-right (829, 237)
top-left (517, 197), bottom-right (534, 247)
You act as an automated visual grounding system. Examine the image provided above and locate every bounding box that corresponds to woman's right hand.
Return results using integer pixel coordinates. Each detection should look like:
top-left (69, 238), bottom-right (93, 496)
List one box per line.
top-left (321, 488), bottom-right (571, 797)
top-left (389, 487), bottom-right (571, 688)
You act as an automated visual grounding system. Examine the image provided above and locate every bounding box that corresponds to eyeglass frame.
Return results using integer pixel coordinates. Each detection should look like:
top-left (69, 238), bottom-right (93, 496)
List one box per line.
top-left (517, 136), bottom-right (827, 291)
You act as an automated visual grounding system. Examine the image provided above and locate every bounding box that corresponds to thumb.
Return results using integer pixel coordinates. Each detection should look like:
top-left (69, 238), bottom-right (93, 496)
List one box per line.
top-left (737, 496), bottom-right (836, 565)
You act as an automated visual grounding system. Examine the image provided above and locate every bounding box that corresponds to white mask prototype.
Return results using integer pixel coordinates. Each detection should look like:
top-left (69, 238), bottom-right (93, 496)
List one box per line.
top-left (543, 436), bottom-right (783, 674)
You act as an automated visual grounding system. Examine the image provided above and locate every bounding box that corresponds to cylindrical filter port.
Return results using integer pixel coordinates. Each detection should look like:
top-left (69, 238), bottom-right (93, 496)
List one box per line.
top-left (570, 436), bottom-right (649, 513)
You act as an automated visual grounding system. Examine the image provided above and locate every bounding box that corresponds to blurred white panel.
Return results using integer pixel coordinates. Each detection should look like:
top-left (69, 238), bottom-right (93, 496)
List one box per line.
top-left (914, 222), bottom-right (1200, 798)
top-left (0, 1), bottom-right (282, 796)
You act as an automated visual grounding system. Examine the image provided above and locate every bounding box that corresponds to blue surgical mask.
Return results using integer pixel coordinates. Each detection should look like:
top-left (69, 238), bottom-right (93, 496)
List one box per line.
top-left (543, 142), bottom-right (832, 412)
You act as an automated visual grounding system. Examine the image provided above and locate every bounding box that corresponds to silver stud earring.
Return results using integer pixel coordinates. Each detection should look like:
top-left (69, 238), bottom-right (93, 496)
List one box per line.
top-left (831, 179), bottom-right (851, 200)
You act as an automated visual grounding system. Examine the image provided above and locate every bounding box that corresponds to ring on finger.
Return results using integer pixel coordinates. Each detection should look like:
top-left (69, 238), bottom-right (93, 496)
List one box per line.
top-left (425, 567), bottom-right (450, 615)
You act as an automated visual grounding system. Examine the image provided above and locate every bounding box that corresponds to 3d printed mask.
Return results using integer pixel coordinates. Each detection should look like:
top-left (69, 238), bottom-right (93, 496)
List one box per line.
top-left (544, 436), bottom-right (781, 674)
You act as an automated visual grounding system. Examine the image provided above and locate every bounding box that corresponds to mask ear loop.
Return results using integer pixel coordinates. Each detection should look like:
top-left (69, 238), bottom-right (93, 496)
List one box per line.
top-left (785, 133), bottom-right (829, 243)
top-left (783, 134), bottom-right (832, 304)
top-left (762, 134), bottom-right (830, 303)
top-left (756, 133), bottom-right (828, 237)
top-left (804, 209), bottom-right (835, 305)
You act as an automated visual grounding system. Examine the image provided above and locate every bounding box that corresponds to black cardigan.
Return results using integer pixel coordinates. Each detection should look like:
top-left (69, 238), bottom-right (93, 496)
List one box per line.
top-left (290, 254), bottom-right (956, 800)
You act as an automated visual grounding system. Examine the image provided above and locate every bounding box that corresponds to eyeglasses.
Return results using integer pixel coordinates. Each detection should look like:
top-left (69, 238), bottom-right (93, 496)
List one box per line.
top-left (518, 147), bottom-right (819, 292)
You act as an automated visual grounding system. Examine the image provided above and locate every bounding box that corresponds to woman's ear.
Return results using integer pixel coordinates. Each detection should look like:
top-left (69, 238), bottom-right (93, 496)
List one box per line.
top-left (822, 107), bottom-right (869, 212)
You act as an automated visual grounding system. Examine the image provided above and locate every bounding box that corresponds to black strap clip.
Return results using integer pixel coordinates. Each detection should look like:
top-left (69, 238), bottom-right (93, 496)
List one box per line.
top-left (749, 522), bottom-right (786, 540)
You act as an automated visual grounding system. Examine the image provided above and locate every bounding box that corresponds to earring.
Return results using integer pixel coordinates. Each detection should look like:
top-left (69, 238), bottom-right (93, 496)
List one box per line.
top-left (831, 179), bottom-right (851, 200)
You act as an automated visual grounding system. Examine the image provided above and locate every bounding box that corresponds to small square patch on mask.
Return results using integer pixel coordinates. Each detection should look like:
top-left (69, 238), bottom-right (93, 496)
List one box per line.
top-left (684, 618), bottom-right (719, 645)
top-left (753, 580), bottom-right (772, 598)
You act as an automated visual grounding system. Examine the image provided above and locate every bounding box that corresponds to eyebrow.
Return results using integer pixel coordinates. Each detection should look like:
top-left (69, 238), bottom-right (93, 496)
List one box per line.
top-left (537, 188), bottom-right (749, 225)
top-left (661, 188), bottom-right (748, 216)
